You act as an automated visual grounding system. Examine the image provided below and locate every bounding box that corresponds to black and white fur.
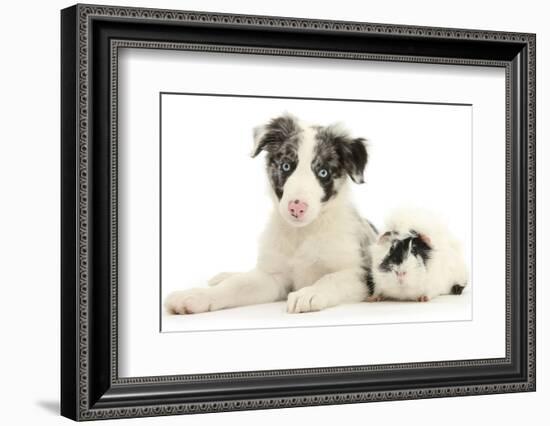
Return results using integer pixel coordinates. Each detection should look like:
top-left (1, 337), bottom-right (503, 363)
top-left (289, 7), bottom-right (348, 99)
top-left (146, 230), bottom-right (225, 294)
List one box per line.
top-left (368, 209), bottom-right (468, 302)
top-left (164, 113), bottom-right (377, 314)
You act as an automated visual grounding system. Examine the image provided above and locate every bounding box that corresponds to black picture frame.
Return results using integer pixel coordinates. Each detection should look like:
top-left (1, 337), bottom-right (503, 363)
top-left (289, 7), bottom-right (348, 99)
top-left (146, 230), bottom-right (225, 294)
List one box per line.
top-left (61, 3), bottom-right (536, 421)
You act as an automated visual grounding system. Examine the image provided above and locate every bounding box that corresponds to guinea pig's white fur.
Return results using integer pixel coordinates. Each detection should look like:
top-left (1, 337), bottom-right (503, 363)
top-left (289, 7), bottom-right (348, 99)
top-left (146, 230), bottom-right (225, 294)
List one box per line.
top-left (368, 208), bottom-right (468, 302)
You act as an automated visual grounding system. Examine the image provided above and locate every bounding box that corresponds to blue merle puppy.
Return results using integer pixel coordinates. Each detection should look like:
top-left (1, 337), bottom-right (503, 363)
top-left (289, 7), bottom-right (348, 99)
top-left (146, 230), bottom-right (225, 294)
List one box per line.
top-left (165, 113), bottom-right (378, 314)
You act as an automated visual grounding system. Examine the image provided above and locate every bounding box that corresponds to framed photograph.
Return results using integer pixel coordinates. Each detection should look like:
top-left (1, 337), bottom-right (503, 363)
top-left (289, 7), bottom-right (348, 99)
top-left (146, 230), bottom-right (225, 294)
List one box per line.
top-left (61, 4), bottom-right (536, 421)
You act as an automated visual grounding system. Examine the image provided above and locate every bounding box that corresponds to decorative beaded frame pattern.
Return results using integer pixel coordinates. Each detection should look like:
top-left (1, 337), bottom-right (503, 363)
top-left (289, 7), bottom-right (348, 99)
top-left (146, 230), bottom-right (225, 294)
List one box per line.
top-left (71, 4), bottom-right (535, 420)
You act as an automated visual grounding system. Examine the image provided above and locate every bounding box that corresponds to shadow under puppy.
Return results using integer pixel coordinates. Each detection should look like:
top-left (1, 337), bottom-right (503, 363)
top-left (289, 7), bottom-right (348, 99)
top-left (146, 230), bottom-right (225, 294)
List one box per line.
top-left (165, 113), bottom-right (378, 314)
top-left (368, 209), bottom-right (468, 302)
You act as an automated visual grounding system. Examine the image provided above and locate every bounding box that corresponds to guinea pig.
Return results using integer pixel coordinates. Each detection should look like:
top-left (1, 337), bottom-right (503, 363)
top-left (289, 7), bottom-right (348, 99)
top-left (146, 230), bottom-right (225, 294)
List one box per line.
top-left (367, 208), bottom-right (468, 302)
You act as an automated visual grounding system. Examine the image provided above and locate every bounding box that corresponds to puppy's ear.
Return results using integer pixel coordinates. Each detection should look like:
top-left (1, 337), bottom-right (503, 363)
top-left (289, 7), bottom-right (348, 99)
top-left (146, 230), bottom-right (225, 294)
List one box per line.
top-left (321, 124), bottom-right (368, 184)
top-left (250, 113), bottom-right (299, 158)
top-left (250, 125), bottom-right (268, 157)
top-left (340, 137), bottom-right (368, 184)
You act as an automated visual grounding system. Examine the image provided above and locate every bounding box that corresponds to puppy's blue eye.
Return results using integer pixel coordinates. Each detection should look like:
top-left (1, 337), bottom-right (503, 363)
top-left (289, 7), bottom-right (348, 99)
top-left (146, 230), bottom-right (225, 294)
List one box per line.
top-left (318, 168), bottom-right (329, 178)
top-left (281, 162), bottom-right (291, 172)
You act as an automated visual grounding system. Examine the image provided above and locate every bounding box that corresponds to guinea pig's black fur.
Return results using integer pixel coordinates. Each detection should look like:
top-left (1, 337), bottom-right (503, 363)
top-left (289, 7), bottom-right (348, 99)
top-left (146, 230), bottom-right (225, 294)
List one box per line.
top-left (378, 231), bottom-right (432, 273)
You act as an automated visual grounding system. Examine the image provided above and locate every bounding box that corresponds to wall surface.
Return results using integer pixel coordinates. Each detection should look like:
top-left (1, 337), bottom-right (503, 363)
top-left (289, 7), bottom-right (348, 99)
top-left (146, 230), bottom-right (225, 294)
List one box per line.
top-left (0, 0), bottom-right (546, 424)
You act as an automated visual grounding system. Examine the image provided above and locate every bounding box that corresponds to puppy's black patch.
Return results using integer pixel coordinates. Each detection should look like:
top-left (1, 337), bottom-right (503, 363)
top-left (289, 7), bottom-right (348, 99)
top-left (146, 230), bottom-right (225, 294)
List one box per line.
top-left (252, 114), bottom-right (302, 199)
top-left (363, 266), bottom-right (375, 296)
top-left (266, 146), bottom-right (299, 200)
top-left (357, 216), bottom-right (376, 296)
top-left (451, 284), bottom-right (465, 295)
top-left (313, 126), bottom-right (368, 202)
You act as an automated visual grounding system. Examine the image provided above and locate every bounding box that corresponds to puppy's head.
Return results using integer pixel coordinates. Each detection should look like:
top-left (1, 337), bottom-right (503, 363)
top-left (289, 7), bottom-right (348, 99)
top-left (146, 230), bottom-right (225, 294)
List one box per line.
top-left (251, 113), bottom-right (368, 227)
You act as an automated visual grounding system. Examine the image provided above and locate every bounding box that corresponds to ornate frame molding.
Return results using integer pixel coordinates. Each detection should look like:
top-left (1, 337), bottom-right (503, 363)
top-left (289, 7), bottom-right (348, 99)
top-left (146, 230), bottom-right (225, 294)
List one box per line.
top-left (61, 4), bottom-right (536, 421)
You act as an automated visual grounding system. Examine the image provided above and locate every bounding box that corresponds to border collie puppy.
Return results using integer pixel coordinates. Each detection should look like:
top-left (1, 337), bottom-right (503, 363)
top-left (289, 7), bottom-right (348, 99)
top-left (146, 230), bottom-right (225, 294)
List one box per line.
top-left (165, 113), bottom-right (378, 314)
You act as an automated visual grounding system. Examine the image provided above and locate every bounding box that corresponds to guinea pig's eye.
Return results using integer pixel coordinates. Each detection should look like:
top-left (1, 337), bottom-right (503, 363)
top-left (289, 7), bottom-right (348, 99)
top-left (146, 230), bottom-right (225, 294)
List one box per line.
top-left (317, 168), bottom-right (329, 179)
top-left (280, 162), bottom-right (291, 172)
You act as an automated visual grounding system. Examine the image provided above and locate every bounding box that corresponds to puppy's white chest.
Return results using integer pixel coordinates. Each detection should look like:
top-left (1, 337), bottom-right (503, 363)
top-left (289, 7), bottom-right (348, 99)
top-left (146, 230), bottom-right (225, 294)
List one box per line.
top-left (288, 240), bottom-right (328, 290)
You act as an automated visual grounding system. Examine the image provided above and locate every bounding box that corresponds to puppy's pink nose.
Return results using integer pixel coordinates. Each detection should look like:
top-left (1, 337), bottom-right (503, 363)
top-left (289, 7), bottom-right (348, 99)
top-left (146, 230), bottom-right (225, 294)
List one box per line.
top-left (288, 199), bottom-right (308, 220)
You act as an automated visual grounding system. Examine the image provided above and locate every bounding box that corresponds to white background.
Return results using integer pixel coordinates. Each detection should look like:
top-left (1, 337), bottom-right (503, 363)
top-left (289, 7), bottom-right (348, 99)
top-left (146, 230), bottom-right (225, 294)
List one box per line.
top-left (119, 49), bottom-right (506, 377)
top-left (0, 0), bottom-right (547, 425)
top-left (160, 94), bottom-right (474, 332)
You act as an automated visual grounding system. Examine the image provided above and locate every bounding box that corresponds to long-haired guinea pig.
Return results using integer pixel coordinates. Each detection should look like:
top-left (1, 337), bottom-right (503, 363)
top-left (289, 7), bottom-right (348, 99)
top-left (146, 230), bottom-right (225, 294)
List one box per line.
top-left (368, 209), bottom-right (468, 302)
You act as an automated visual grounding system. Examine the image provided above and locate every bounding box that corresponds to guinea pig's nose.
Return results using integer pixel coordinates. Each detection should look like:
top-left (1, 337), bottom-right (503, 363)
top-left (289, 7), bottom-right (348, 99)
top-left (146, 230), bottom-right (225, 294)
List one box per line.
top-left (396, 271), bottom-right (407, 278)
top-left (288, 199), bottom-right (308, 220)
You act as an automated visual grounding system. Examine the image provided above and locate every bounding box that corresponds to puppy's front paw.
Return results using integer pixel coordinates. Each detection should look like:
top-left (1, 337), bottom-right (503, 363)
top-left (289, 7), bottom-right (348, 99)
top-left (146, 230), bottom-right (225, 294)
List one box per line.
top-left (164, 289), bottom-right (212, 314)
top-left (287, 287), bottom-right (329, 313)
top-left (417, 295), bottom-right (430, 302)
